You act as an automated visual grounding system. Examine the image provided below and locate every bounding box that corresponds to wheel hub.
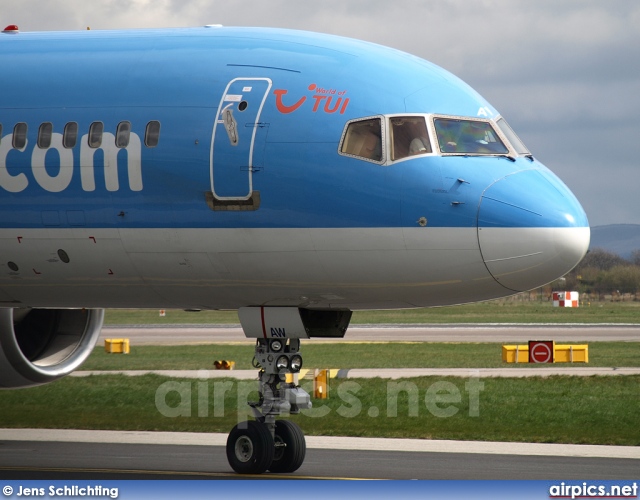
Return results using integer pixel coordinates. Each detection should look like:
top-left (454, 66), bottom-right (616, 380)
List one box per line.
top-left (234, 435), bottom-right (254, 463)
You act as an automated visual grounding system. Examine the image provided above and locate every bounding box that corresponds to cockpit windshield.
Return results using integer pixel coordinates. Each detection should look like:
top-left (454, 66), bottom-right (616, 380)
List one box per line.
top-left (434, 117), bottom-right (508, 155)
top-left (339, 114), bottom-right (532, 164)
top-left (390, 116), bottom-right (432, 161)
top-left (496, 117), bottom-right (530, 155)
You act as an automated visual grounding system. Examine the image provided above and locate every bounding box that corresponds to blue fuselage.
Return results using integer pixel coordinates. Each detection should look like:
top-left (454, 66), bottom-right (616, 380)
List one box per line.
top-left (0, 27), bottom-right (589, 310)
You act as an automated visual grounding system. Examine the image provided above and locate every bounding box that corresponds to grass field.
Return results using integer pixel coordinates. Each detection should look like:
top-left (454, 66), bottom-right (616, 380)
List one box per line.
top-left (1, 374), bottom-right (638, 446)
top-left (5, 304), bottom-right (640, 445)
top-left (104, 301), bottom-right (640, 325)
top-left (81, 342), bottom-right (640, 371)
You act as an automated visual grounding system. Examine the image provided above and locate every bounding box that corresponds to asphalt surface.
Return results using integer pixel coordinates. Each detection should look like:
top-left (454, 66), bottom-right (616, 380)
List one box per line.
top-left (100, 324), bottom-right (640, 344)
top-left (1, 430), bottom-right (638, 480)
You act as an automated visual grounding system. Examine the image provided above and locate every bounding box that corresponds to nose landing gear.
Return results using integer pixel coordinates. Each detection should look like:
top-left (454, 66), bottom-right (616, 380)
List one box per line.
top-left (226, 306), bottom-right (351, 474)
top-left (226, 338), bottom-right (311, 474)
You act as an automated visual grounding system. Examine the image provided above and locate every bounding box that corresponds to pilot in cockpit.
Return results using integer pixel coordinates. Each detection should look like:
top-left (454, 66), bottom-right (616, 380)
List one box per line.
top-left (409, 136), bottom-right (430, 155)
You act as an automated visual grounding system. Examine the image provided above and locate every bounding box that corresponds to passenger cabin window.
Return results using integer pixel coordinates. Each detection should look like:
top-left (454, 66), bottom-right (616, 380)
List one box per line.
top-left (116, 121), bottom-right (131, 148)
top-left (63, 122), bottom-right (78, 149)
top-left (339, 117), bottom-right (383, 162)
top-left (88, 122), bottom-right (104, 148)
top-left (145, 120), bottom-right (161, 148)
top-left (38, 122), bottom-right (53, 149)
top-left (434, 118), bottom-right (508, 155)
top-left (390, 116), bottom-right (432, 161)
top-left (13, 123), bottom-right (28, 149)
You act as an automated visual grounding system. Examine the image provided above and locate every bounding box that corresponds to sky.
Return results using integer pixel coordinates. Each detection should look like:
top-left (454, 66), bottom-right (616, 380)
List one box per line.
top-left (3, 0), bottom-right (639, 227)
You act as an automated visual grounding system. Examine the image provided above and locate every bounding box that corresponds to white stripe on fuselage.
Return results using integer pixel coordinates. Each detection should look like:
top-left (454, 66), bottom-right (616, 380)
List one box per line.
top-left (0, 227), bottom-right (586, 309)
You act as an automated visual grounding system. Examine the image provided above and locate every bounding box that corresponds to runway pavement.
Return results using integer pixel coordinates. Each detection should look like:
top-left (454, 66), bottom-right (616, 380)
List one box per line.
top-left (1, 429), bottom-right (638, 480)
top-left (70, 366), bottom-right (640, 379)
top-left (100, 324), bottom-right (640, 344)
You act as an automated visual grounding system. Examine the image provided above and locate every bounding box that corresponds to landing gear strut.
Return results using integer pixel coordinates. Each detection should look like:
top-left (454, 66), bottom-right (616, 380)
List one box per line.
top-left (226, 337), bottom-right (311, 474)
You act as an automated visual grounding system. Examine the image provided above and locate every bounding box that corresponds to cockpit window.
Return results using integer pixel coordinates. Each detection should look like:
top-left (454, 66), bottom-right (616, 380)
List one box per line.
top-left (339, 117), bottom-right (383, 163)
top-left (434, 117), bottom-right (508, 155)
top-left (390, 116), bottom-right (432, 161)
top-left (496, 117), bottom-right (530, 155)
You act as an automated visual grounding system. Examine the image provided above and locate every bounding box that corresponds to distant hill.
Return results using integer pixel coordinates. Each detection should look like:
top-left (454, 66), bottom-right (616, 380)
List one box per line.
top-left (590, 224), bottom-right (640, 259)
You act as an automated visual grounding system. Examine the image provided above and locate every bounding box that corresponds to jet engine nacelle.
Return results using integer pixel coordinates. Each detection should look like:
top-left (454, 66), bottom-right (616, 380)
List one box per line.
top-left (0, 308), bottom-right (104, 388)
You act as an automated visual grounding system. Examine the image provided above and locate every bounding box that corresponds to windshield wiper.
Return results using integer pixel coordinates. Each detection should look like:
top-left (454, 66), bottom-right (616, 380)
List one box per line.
top-left (493, 154), bottom-right (516, 162)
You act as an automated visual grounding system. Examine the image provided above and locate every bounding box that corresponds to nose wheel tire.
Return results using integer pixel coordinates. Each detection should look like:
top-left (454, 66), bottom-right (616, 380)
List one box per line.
top-left (268, 420), bottom-right (306, 473)
top-left (226, 420), bottom-right (274, 474)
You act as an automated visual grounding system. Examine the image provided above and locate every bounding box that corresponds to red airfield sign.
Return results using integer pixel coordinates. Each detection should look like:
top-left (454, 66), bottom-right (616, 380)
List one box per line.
top-left (529, 341), bottom-right (554, 363)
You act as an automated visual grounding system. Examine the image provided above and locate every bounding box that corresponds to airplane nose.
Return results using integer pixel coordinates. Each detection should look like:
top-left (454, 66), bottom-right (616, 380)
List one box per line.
top-left (477, 168), bottom-right (590, 292)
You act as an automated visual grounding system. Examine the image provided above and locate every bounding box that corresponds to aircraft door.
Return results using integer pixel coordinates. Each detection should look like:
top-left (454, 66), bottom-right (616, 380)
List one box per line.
top-left (210, 78), bottom-right (272, 202)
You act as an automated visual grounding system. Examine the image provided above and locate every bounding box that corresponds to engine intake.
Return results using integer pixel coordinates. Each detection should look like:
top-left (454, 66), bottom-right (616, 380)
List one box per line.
top-left (0, 308), bottom-right (104, 388)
